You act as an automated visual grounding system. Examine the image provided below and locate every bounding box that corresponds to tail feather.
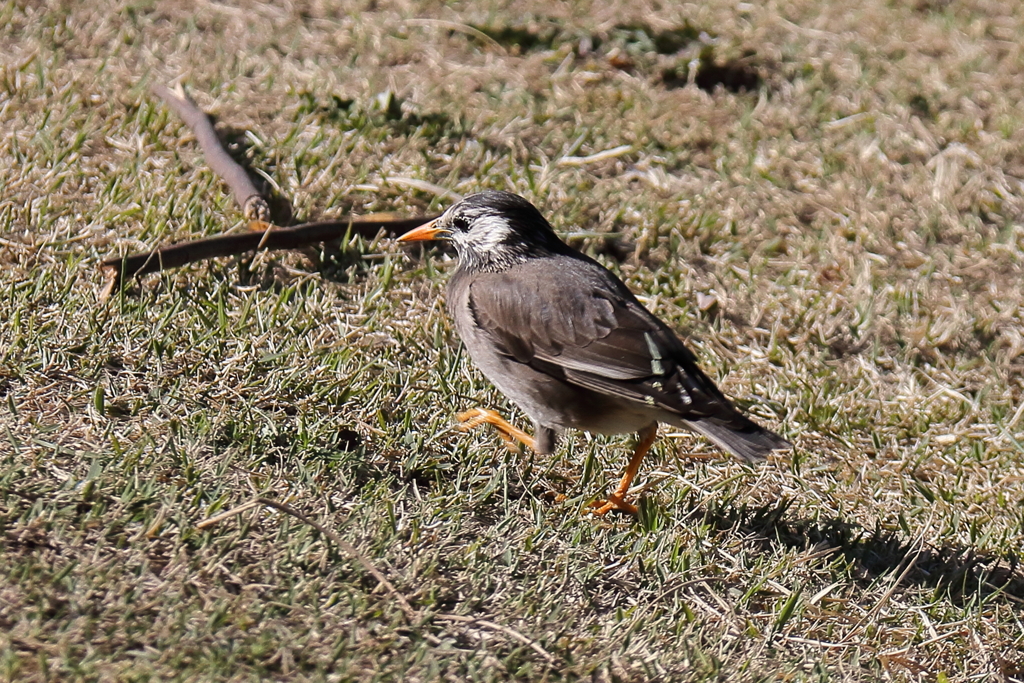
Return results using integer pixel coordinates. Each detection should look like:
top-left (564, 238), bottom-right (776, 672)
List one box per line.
top-left (680, 414), bottom-right (790, 463)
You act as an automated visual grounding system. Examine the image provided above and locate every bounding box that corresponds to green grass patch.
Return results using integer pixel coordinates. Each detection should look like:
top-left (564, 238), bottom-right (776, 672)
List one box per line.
top-left (2, 1), bottom-right (1024, 680)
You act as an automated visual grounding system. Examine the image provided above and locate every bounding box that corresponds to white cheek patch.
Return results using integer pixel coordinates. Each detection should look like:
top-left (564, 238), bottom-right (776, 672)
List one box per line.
top-left (455, 214), bottom-right (512, 253)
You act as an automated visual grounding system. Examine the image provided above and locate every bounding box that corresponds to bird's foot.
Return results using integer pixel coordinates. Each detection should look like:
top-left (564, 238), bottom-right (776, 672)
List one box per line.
top-left (587, 423), bottom-right (657, 517)
top-left (588, 493), bottom-right (638, 516)
top-left (456, 408), bottom-right (537, 453)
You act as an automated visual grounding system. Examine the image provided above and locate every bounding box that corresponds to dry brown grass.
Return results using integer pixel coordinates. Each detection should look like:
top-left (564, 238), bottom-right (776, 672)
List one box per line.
top-left (2, 0), bottom-right (1023, 680)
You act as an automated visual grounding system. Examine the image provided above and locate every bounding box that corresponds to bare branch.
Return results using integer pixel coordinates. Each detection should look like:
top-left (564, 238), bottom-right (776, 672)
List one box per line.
top-left (253, 497), bottom-right (418, 619)
top-left (98, 85), bottom-right (440, 298)
top-left (196, 497), bottom-right (559, 665)
top-left (151, 84), bottom-right (270, 224)
top-left (99, 215), bottom-right (436, 295)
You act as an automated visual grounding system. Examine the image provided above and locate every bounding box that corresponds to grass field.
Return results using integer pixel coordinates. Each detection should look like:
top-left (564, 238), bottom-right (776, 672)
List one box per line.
top-left (2, 1), bottom-right (1024, 680)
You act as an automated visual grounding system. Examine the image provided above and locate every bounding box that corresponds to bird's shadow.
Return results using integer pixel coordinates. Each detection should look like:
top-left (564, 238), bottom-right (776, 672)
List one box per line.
top-left (687, 497), bottom-right (1024, 604)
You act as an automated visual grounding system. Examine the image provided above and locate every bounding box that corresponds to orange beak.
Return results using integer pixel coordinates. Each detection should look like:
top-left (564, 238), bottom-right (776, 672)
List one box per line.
top-left (397, 218), bottom-right (445, 242)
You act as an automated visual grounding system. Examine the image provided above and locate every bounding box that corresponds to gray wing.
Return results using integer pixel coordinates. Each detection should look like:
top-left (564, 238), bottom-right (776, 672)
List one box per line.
top-left (463, 263), bottom-right (734, 421)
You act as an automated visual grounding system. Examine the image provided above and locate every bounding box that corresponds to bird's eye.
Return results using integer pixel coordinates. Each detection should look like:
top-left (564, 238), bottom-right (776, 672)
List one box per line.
top-left (451, 216), bottom-right (470, 232)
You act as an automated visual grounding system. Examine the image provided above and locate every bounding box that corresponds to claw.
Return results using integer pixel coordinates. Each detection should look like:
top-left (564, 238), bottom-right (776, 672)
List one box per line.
top-left (588, 494), bottom-right (638, 516)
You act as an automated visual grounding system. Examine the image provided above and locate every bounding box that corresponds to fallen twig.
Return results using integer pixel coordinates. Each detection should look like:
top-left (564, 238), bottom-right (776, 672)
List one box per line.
top-left (197, 497), bottom-right (558, 664)
top-left (433, 614), bottom-right (557, 663)
top-left (195, 499), bottom-right (261, 530)
top-left (151, 84), bottom-right (270, 226)
top-left (99, 85), bottom-right (440, 298)
top-left (252, 497), bottom-right (417, 618)
top-left (99, 215), bottom-right (435, 296)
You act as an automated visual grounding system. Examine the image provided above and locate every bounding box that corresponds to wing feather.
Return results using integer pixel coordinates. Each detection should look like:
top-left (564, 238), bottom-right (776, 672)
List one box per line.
top-left (464, 260), bottom-right (735, 420)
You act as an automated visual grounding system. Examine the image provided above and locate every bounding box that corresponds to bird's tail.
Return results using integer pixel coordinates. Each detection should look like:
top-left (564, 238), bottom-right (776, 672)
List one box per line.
top-left (681, 414), bottom-right (791, 463)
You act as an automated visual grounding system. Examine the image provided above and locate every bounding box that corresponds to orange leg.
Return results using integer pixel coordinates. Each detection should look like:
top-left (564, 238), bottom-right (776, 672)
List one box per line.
top-left (456, 408), bottom-right (538, 453)
top-left (590, 423), bottom-right (659, 516)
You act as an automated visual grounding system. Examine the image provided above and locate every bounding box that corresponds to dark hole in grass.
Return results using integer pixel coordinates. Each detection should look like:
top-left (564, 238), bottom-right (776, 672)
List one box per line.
top-left (662, 57), bottom-right (762, 93)
top-left (336, 428), bottom-right (362, 451)
top-left (662, 46), bottom-right (763, 93)
top-left (909, 93), bottom-right (933, 119)
top-left (694, 59), bottom-right (761, 92)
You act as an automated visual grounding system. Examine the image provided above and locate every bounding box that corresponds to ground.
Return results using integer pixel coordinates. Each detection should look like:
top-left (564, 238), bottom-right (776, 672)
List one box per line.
top-left (1, 1), bottom-right (1023, 681)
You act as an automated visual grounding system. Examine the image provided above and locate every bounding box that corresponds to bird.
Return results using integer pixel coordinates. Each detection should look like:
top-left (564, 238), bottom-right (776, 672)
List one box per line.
top-left (398, 190), bottom-right (790, 515)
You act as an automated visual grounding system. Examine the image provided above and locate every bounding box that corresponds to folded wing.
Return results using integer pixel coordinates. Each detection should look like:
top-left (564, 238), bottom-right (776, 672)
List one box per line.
top-left (466, 263), bottom-right (728, 419)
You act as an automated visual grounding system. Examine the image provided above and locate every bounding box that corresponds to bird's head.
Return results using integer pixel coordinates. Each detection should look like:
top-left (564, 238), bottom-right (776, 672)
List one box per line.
top-left (398, 191), bottom-right (566, 271)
